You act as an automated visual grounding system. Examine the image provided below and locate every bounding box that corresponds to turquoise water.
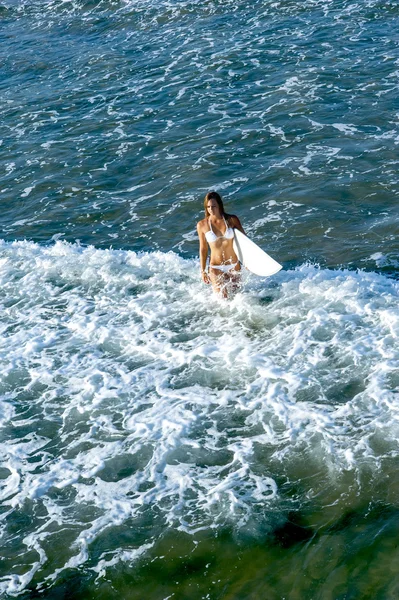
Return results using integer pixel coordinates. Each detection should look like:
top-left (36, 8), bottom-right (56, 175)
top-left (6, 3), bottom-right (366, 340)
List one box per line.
top-left (1, 1), bottom-right (399, 598)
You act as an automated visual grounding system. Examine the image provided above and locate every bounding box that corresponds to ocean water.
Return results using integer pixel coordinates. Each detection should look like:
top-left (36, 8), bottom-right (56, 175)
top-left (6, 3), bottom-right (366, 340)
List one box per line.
top-left (1, 1), bottom-right (399, 598)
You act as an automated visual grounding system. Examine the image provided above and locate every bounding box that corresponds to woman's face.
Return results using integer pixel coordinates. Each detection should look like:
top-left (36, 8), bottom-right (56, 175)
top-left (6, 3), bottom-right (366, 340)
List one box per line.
top-left (207, 199), bottom-right (220, 216)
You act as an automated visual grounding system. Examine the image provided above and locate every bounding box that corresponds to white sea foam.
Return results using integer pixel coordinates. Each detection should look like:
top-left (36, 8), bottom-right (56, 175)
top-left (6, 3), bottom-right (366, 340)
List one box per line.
top-left (332, 123), bottom-right (358, 135)
top-left (369, 252), bottom-right (399, 269)
top-left (1, 0), bottom-right (399, 593)
top-left (0, 240), bottom-right (398, 594)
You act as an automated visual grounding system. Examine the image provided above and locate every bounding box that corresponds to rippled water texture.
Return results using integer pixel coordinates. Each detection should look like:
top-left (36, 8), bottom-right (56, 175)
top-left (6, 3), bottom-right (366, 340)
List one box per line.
top-left (1, 0), bottom-right (398, 265)
top-left (1, 0), bottom-right (399, 598)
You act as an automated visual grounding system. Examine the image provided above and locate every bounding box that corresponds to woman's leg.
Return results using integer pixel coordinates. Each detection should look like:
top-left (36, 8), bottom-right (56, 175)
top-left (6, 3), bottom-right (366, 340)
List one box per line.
top-left (209, 264), bottom-right (241, 298)
top-left (227, 265), bottom-right (242, 293)
top-left (209, 268), bottom-right (228, 298)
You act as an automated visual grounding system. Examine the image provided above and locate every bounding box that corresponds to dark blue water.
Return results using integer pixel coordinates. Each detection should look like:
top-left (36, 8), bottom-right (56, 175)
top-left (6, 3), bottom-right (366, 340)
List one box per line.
top-left (1, 1), bottom-right (399, 598)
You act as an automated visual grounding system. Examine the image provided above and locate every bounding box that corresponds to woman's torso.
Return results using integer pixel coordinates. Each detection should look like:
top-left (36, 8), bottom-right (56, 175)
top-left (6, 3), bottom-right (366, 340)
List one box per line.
top-left (204, 215), bottom-right (238, 266)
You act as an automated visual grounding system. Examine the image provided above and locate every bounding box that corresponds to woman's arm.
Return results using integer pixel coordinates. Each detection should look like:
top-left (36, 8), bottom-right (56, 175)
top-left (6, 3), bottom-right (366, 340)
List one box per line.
top-left (197, 222), bottom-right (210, 284)
top-left (230, 214), bottom-right (246, 235)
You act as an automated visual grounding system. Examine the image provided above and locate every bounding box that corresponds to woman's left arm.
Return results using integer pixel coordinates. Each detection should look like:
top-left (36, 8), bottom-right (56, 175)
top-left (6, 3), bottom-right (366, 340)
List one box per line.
top-left (231, 215), bottom-right (246, 235)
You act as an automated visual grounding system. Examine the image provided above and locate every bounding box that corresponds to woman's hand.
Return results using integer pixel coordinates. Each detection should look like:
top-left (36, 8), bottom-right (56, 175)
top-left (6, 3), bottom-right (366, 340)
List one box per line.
top-left (201, 270), bottom-right (210, 284)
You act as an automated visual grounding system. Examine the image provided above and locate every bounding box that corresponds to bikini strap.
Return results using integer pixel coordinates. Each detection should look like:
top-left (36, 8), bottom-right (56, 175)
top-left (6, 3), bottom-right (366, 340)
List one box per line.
top-left (208, 218), bottom-right (214, 233)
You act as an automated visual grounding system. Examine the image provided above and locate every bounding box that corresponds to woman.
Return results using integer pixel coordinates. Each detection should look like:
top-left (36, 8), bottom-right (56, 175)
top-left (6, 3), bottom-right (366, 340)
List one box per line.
top-left (197, 191), bottom-right (245, 297)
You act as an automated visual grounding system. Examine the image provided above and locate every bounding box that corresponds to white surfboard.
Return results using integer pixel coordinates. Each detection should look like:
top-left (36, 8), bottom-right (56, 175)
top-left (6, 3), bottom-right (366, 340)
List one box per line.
top-left (233, 229), bottom-right (282, 277)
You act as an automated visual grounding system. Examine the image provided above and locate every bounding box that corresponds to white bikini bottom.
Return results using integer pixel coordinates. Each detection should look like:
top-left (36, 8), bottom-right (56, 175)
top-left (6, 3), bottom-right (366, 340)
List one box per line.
top-left (209, 262), bottom-right (239, 273)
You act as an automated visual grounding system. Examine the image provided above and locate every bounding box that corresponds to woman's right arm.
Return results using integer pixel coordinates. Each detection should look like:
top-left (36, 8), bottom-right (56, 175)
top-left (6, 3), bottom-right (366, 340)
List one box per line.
top-left (197, 222), bottom-right (210, 285)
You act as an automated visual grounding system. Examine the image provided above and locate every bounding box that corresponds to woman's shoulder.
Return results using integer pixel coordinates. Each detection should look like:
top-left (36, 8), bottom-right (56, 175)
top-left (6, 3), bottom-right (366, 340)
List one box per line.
top-left (226, 214), bottom-right (240, 226)
top-left (197, 217), bottom-right (208, 230)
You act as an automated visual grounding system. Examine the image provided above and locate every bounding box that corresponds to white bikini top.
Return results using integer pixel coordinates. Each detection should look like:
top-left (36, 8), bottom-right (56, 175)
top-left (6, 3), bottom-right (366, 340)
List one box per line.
top-left (205, 216), bottom-right (234, 243)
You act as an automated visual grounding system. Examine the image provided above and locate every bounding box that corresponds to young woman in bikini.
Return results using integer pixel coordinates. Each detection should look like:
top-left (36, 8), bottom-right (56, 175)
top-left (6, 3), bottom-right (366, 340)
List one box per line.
top-left (197, 191), bottom-right (245, 297)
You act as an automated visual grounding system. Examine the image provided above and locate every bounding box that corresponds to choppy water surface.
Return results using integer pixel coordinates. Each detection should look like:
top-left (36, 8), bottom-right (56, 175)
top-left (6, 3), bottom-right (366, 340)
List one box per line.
top-left (1, 0), bottom-right (399, 598)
